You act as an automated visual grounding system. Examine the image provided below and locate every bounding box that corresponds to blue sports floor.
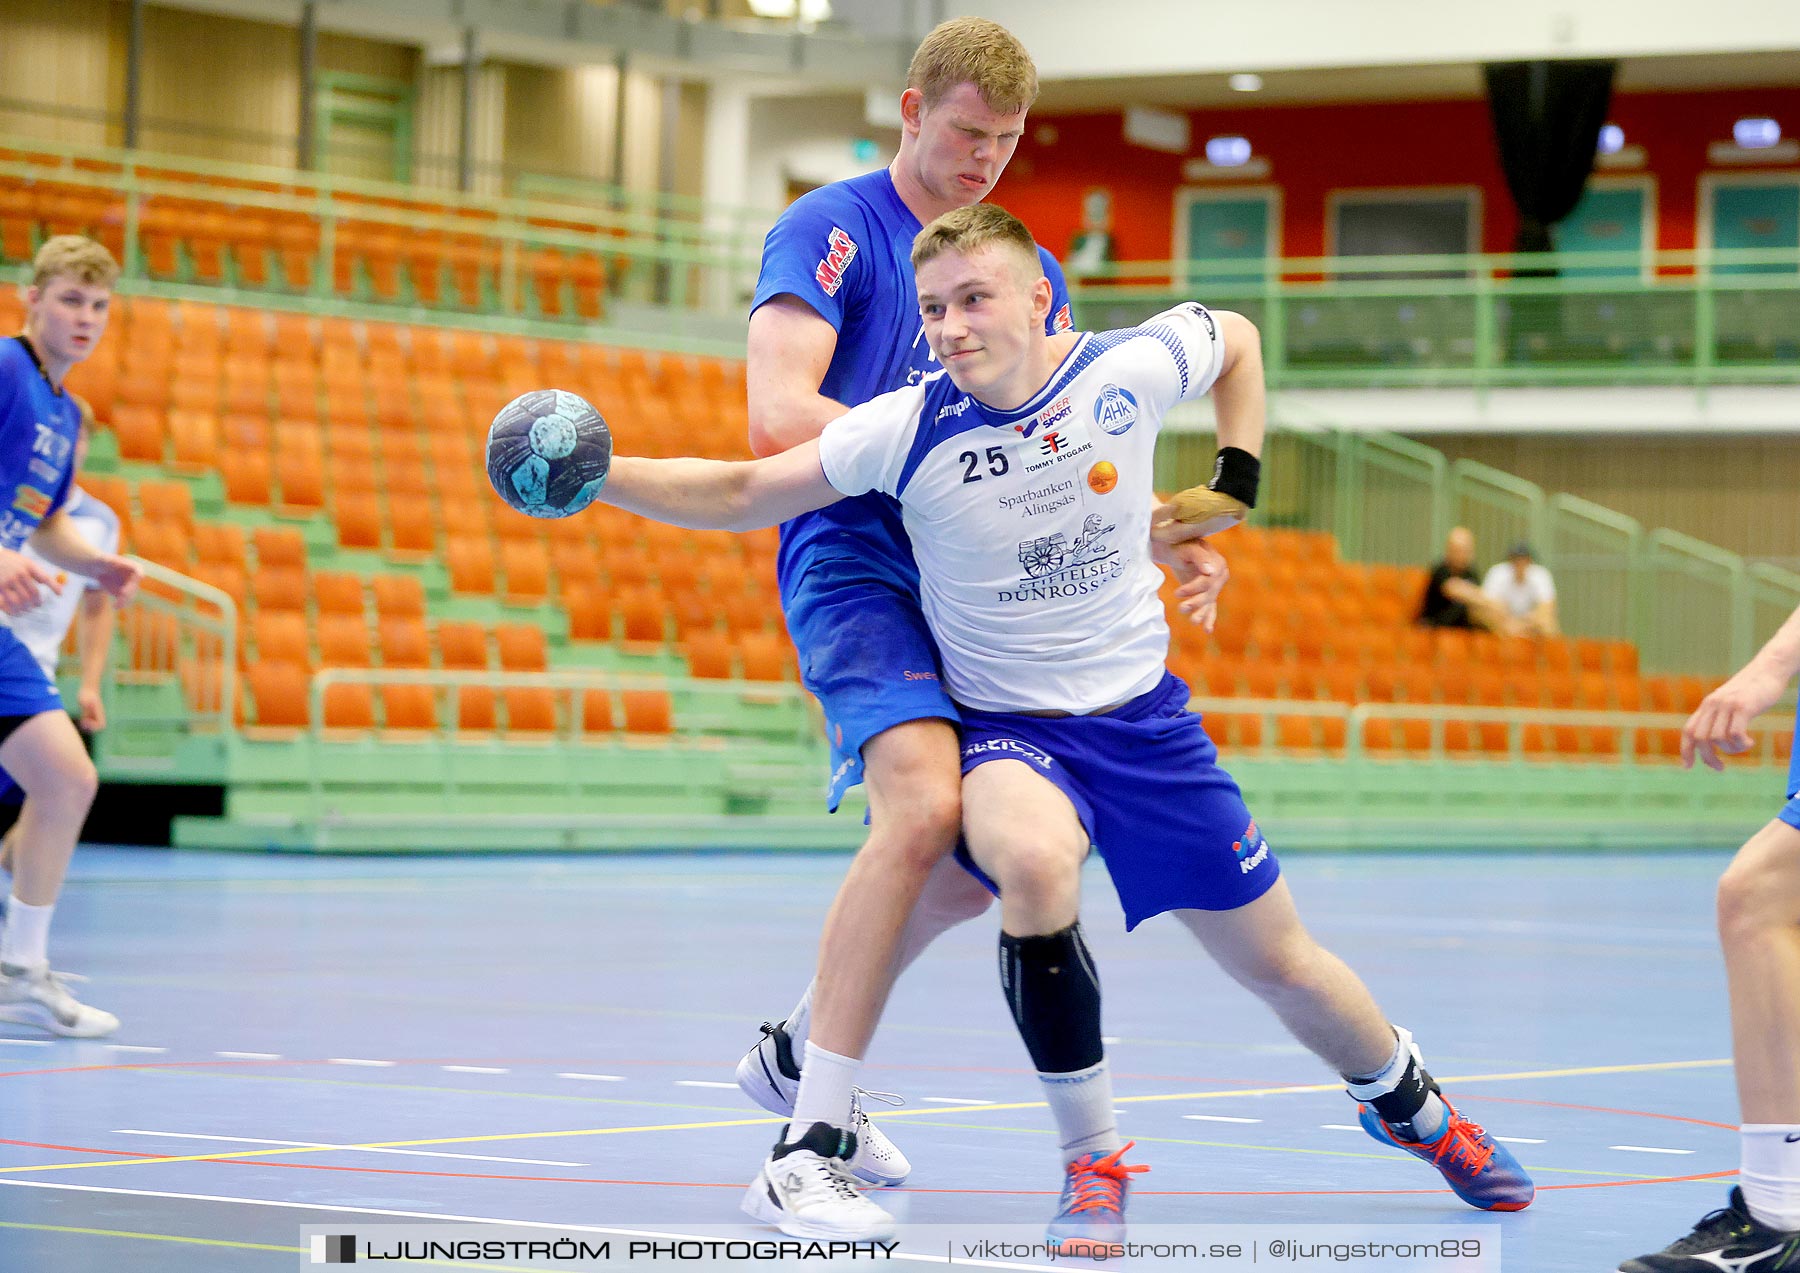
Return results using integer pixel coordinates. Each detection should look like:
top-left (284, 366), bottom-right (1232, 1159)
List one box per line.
top-left (0, 844), bottom-right (1745, 1271)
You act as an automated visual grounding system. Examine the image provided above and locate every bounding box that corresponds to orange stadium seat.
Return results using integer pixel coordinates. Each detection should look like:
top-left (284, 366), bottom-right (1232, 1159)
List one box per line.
top-left (317, 614), bottom-right (372, 667)
top-left (253, 527), bottom-right (307, 571)
top-left (372, 574), bottom-right (427, 620)
top-left (312, 572), bottom-right (365, 616)
top-left (621, 689), bottom-right (673, 735)
top-left (436, 621), bottom-right (489, 670)
top-left (381, 684), bottom-right (438, 732)
top-left (580, 688), bottom-right (614, 734)
top-left (378, 617), bottom-right (431, 669)
top-left (246, 663), bottom-right (309, 730)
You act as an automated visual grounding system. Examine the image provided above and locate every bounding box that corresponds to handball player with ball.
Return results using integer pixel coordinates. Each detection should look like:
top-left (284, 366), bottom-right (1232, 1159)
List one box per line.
top-left (487, 204), bottom-right (1535, 1243)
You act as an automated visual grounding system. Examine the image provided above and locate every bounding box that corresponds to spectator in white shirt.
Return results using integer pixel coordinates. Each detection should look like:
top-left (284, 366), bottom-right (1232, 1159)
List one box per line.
top-left (1481, 542), bottom-right (1558, 638)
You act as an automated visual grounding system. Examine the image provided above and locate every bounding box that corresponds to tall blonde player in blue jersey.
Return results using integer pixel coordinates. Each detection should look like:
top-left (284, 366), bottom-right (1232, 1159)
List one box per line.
top-left (0, 398), bottom-right (122, 876)
top-left (1622, 617), bottom-right (1800, 1273)
top-left (734, 14), bottom-right (1228, 1196)
top-left (595, 205), bottom-right (1534, 1241)
top-left (0, 238), bottom-right (141, 1038)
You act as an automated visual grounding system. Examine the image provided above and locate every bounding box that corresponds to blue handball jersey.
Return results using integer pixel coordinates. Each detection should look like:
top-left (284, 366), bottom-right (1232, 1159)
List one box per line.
top-left (751, 168), bottom-right (1071, 591)
top-left (0, 338), bottom-right (80, 551)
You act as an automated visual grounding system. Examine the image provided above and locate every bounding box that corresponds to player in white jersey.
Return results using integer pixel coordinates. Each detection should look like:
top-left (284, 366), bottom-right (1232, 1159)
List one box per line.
top-left (0, 399), bottom-right (120, 879)
top-left (593, 205), bottom-right (1535, 1242)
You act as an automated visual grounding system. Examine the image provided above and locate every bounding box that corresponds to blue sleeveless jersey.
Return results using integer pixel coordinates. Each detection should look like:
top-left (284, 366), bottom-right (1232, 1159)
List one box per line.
top-left (0, 338), bottom-right (80, 548)
top-left (750, 168), bottom-right (1071, 592)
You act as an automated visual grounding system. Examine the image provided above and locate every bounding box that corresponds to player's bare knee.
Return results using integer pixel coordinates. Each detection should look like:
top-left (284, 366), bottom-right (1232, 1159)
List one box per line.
top-left (1716, 861), bottom-right (1792, 947)
top-left (34, 754), bottom-right (98, 810)
top-left (986, 838), bottom-right (1079, 914)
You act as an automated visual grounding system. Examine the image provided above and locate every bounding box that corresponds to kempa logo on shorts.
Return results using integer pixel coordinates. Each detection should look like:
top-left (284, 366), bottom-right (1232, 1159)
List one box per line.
top-left (1233, 820), bottom-right (1271, 874)
top-left (311, 1234), bottom-right (356, 1263)
top-left (963, 738), bottom-right (1053, 770)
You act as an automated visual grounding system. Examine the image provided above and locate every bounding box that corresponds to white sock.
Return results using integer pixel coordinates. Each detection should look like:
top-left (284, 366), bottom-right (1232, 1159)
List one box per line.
top-left (1741, 1125), bottom-right (1800, 1231)
top-left (790, 1040), bottom-right (860, 1135)
top-left (783, 983), bottom-right (814, 1055)
top-left (1041, 1059), bottom-right (1121, 1164)
top-left (1344, 1026), bottom-right (1447, 1143)
top-left (0, 897), bottom-right (52, 971)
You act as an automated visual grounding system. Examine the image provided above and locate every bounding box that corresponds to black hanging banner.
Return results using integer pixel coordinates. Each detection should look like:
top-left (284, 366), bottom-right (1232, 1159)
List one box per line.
top-left (1483, 59), bottom-right (1617, 261)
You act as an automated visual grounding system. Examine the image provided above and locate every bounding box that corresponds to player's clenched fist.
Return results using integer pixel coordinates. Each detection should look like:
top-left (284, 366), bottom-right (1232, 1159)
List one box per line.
top-left (0, 547), bottom-right (59, 616)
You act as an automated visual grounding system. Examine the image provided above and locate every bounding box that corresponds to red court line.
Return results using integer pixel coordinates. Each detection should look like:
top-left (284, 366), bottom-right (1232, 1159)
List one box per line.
top-left (1451, 1093), bottom-right (1736, 1131)
top-left (0, 1137), bottom-right (1732, 1197)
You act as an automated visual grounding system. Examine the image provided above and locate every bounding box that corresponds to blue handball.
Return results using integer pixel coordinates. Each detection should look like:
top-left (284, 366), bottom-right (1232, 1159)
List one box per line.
top-left (485, 389), bottom-right (612, 518)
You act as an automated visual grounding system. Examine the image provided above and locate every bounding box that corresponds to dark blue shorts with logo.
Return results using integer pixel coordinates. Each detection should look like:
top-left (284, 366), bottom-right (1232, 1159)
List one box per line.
top-left (781, 553), bottom-right (959, 812)
top-left (0, 625), bottom-right (71, 801)
top-left (954, 670), bottom-right (1280, 930)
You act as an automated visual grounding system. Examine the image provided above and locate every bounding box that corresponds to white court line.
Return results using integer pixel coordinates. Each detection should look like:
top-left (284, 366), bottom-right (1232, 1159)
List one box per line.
top-left (1497, 1137), bottom-right (1547, 1145)
top-left (327, 1058), bottom-right (395, 1068)
top-left (0, 1039), bottom-right (51, 1048)
top-left (110, 1130), bottom-right (585, 1168)
top-left (0, 1180), bottom-right (1066, 1272)
top-left (920, 1097), bottom-right (990, 1105)
top-left (1611, 1145), bottom-right (1695, 1155)
top-left (672, 1080), bottom-right (738, 1089)
top-left (1101, 1036), bottom-right (1121, 1045)
top-left (441, 1066), bottom-right (509, 1075)
top-left (557, 1073), bottom-right (625, 1082)
top-left (108, 1046), bottom-right (168, 1054)
top-left (216, 1052), bottom-right (280, 1061)
top-left (1183, 1115), bottom-right (1263, 1124)
top-left (1320, 1124), bottom-right (1362, 1131)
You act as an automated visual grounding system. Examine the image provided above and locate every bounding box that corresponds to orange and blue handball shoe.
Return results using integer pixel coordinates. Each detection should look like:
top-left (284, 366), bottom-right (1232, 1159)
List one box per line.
top-left (1358, 1100), bottom-right (1535, 1211)
top-left (1046, 1142), bottom-right (1149, 1255)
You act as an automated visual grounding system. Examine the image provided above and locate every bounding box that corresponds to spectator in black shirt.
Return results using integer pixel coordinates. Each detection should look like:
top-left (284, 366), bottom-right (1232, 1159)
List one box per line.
top-left (1418, 526), bottom-right (1484, 628)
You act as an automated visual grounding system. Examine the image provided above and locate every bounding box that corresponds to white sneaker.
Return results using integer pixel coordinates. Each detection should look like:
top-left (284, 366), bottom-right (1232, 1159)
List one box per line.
top-left (0, 963), bottom-right (120, 1038)
top-left (740, 1122), bottom-right (897, 1241)
top-left (736, 1020), bottom-right (912, 1186)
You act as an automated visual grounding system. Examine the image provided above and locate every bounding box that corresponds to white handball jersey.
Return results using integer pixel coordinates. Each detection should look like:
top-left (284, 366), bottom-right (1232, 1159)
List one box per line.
top-left (2, 487), bottom-right (121, 680)
top-left (818, 303), bottom-right (1227, 713)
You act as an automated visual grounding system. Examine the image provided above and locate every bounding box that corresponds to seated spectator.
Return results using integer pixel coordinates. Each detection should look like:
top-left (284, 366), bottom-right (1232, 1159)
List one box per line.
top-left (1482, 542), bottom-right (1559, 637)
top-left (1418, 527), bottom-right (1483, 628)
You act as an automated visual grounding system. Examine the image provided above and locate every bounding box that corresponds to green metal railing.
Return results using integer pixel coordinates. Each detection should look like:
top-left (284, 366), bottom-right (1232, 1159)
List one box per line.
top-left (0, 133), bottom-right (762, 346)
top-left (1072, 247), bottom-right (1800, 387)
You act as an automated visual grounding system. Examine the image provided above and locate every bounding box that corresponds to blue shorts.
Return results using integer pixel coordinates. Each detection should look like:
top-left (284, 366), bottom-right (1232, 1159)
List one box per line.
top-left (954, 671), bottom-right (1280, 930)
top-left (0, 627), bottom-right (68, 801)
top-left (781, 554), bottom-right (959, 812)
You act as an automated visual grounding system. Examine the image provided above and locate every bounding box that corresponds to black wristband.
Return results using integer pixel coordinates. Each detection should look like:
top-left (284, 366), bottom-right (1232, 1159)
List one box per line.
top-left (1208, 446), bottom-right (1260, 508)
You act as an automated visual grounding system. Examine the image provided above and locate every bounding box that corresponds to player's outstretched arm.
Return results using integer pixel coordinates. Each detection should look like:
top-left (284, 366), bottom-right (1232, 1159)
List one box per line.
top-left (1683, 601), bottom-right (1800, 772)
top-left (746, 299), bottom-right (851, 457)
top-left (29, 510), bottom-right (141, 603)
top-left (1156, 310), bottom-right (1266, 542)
top-left (75, 588), bottom-right (116, 733)
top-left (600, 440), bottom-right (843, 533)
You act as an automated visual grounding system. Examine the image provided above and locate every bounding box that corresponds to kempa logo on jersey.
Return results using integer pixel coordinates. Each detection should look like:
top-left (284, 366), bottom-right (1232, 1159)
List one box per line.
top-left (1013, 396), bottom-right (1071, 439)
top-left (963, 737), bottom-right (1054, 770)
top-left (1000, 514), bottom-right (1121, 602)
top-left (1093, 384), bottom-right (1139, 435)
top-left (998, 477), bottom-right (1077, 519)
top-left (935, 397), bottom-right (972, 422)
top-left (814, 227), bottom-right (858, 297)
